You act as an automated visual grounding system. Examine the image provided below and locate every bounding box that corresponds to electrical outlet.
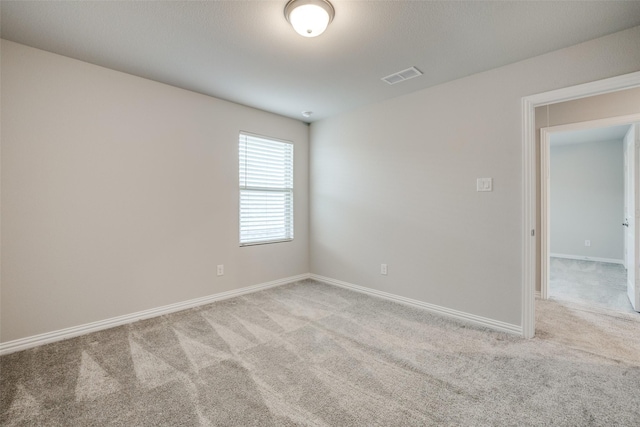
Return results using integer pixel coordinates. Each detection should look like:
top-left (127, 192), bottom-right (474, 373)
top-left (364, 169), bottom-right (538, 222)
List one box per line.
top-left (217, 264), bottom-right (224, 276)
top-left (381, 263), bottom-right (388, 275)
top-left (476, 178), bottom-right (493, 192)
top-left (584, 240), bottom-right (591, 247)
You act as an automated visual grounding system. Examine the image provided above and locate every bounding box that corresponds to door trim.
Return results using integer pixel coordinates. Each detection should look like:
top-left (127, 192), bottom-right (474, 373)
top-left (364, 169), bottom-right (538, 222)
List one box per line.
top-left (540, 114), bottom-right (640, 301)
top-left (521, 71), bottom-right (640, 339)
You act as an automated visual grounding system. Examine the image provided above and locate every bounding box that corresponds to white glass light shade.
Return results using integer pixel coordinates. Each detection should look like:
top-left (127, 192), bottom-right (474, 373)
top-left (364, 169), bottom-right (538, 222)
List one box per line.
top-left (285, 0), bottom-right (335, 38)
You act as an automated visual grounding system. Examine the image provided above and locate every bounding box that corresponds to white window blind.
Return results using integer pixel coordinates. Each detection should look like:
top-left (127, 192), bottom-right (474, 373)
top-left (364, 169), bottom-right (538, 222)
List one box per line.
top-left (239, 132), bottom-right (294, 245)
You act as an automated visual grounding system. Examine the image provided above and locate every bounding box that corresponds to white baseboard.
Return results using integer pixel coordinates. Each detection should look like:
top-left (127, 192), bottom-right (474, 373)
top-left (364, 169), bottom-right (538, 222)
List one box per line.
top-left (1, 272), bottom-right (525, 354)
top-left (310, 274), bottom-right (522, 336)
top-left (0, 273), bottom-right (310, 356)
top-left (550, 253), bottom-right (624, 265)
top-left (535, 291), bottom-right (542, 299)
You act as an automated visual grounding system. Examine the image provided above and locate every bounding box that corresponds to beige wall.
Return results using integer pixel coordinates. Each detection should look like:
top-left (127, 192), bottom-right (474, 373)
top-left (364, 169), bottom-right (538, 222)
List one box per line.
top-left (0, 40), bottom-right (310, 342)
top-left (536, 87), bottom-right (640, 129)
top-left (534, 87), bottom-right (640, 291)
top-left (310, 26), bottom-right (640, 327)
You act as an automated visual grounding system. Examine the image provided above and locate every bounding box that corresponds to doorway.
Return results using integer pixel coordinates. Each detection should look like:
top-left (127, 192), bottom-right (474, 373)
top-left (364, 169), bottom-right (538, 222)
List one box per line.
top-left (521, 71), bottom-right (640, 338)
top-left (540, 120), bottom-right (638, 313)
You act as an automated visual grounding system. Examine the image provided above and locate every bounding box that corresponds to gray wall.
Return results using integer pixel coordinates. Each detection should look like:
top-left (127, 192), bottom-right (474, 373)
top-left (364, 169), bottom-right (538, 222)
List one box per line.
top-left (310, 26), bottom-right (640, 327)
top-left (550, 139), bottom-right (624, 261)
top-left (1, 40), bottom-right (310, 342)
top-left (2, 26), bottom-right (640, 341)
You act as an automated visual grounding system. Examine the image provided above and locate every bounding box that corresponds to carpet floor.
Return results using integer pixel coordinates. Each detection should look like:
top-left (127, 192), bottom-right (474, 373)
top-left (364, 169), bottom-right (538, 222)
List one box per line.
top-left (549, 257), bottom-right (635, 314)
top-left (2, 279), bottom-right (640, 426)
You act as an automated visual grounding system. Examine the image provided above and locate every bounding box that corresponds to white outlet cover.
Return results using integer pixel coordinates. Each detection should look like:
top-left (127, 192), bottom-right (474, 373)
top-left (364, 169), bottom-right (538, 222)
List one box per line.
top-left (477, 178), bottom-right (492, 192)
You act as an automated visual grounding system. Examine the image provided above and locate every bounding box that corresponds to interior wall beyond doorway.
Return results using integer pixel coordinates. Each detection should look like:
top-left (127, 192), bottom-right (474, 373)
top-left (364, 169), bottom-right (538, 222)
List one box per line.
top-left (534, 86), bottom-right (640, 293)
top-left (550, 139), bottom-right (624, 262)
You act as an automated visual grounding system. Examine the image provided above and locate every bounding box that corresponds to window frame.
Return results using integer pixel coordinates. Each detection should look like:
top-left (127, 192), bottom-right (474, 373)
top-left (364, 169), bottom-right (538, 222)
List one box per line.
top-left (238, 131), bottom-right (294, 246)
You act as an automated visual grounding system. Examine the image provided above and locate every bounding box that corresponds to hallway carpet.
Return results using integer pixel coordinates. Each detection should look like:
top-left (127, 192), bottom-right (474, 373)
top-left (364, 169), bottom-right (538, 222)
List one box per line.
top-left (549, 257), bottom-right (635, 313)
top-left (2, 279), bottom-right (640, 426)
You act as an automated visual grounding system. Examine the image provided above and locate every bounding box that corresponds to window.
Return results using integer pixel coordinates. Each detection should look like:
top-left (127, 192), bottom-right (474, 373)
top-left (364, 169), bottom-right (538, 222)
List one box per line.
top-left (239, 132), bottom-right (294, 245)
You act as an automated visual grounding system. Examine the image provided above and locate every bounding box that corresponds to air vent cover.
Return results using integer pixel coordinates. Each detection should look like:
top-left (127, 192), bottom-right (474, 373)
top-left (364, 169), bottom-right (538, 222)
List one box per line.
top-left (382, 66), bottom-right (423, 85)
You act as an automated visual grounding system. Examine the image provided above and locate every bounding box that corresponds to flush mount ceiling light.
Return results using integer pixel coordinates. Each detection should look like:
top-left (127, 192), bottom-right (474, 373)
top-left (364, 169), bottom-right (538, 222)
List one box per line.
top-left (285, 0), bottom-right (335, 38)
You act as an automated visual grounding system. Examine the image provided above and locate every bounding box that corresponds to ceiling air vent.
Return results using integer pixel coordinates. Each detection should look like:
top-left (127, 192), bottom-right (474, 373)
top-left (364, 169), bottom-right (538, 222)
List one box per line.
top-left (381, 66), bottom-right (423, 85)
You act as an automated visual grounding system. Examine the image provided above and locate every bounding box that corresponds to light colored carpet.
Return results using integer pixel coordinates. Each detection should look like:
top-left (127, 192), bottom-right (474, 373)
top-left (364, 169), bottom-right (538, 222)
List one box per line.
top-left (549, 257), bottom-right (636, 314)
top-left (2, 279), bottom-right (640, 426)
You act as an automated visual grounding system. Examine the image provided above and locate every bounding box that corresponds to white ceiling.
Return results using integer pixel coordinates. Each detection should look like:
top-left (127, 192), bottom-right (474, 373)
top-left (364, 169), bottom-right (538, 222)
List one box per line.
top-left (551, 124), bottom-right (632, 146)
top-left (2, 1), bottom-right (640, 122)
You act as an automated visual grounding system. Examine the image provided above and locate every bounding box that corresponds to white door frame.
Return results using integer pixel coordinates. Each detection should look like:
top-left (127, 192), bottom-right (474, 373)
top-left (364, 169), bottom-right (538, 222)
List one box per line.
top-left (521, 70), bottom-right (640, 339)
top-left (540, 115), bottom-right (640, 300)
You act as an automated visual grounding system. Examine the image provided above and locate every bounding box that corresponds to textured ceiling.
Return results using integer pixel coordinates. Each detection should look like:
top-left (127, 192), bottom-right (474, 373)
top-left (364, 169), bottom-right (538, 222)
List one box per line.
top-left (2, 1), bottom-right (640, 122)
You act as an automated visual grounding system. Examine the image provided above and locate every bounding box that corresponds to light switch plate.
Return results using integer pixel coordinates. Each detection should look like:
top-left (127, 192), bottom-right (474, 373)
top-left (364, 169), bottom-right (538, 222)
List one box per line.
top-left (477, 178), bottom-right (492, 192)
